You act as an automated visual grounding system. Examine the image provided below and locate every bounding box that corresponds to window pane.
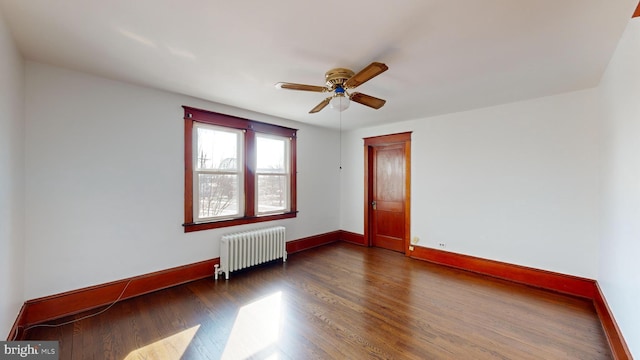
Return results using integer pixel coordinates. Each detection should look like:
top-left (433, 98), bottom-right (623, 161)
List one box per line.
top-left (257, 136), bottom-right (286, 173)
top-left (257, 175), bottom-right (287, 213)
top-left (196, 127), bottom-right (239, 170)
top-left (198, 174), bottom-right (240, 218)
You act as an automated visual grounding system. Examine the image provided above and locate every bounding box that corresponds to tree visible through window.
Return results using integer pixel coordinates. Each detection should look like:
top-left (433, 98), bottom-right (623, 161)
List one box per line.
top-left (183, 106), bottom-right (297, 232)
top-left (198, 157), bottom-right (237, 217)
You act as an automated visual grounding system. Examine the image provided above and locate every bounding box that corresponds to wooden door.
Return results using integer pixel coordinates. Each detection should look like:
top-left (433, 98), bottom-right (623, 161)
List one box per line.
top-left (364, 132), bottom-right (411, 254)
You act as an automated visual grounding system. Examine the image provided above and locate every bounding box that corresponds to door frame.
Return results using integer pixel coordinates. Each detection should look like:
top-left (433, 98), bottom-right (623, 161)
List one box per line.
top-left (364, 132), bottom-right (412, 256)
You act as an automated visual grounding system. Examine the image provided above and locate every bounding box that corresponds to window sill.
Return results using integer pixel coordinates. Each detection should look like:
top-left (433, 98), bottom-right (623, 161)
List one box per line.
top-left (183, 211), bottom-right (297, 233)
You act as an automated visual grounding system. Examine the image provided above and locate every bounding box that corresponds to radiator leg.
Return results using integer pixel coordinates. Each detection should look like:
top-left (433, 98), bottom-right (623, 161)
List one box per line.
top-left (214, 264), bottom-right (219, 280)
top-left (225, 272), bottom-right (229, 280)
top-left (283, 252), bottom-right (287, 262)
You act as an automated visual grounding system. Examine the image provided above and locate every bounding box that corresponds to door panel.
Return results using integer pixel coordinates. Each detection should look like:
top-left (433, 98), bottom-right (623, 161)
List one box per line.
top-left (371, 144), bottom-right (405, 252)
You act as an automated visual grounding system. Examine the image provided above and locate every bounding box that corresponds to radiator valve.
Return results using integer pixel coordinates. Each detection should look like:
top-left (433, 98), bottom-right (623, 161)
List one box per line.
top-left (214, 264), bottom-right (220, 280)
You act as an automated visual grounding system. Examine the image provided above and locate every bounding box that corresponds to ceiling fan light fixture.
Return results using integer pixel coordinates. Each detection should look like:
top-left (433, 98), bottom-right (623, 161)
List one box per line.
top-left (330, 86), bottom-right (350, 112)
top-left (330, 94), bottom-right (350, 112)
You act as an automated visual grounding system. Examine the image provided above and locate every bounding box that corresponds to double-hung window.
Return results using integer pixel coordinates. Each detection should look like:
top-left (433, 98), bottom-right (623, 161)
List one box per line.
top-left (183, 106), bottom-right (297, 232)
top-left (194, 124), bottom-right (244, 221)
top-left (256, 134), bottom-right (290, 215)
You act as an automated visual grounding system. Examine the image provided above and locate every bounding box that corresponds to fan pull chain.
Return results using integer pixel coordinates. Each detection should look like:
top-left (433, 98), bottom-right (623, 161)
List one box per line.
top-left (339, 105), bottom-right (342, 170)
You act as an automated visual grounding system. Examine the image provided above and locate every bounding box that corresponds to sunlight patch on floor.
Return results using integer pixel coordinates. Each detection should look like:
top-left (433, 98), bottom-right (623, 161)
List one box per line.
top-left (124, 324), bottom-right (200, 360)
top-left (222, 291), bottom-right (283, 360)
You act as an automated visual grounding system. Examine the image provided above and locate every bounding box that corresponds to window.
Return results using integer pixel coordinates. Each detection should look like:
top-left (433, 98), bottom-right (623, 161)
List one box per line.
top-left (183, 106), bottom-right (297, 232)
top-left (194, 124), bottom-right (243, 221)
top-left (256, 134), bottom-right (290, 215)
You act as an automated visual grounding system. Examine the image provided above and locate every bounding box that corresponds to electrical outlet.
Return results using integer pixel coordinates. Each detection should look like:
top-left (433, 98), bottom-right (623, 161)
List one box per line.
top-left (438, 243), bottom-right (446, 248)
top-left (409, 245), bottom-right (415, 251)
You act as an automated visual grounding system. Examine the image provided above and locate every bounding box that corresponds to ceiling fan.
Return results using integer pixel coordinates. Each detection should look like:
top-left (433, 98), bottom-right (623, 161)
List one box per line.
top-left (275, 62), bottom-right (388, 113)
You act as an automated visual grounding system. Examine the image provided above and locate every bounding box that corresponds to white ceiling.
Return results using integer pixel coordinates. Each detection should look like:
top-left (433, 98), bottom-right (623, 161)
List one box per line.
top-left (0, 0), bottom-right (637, 130)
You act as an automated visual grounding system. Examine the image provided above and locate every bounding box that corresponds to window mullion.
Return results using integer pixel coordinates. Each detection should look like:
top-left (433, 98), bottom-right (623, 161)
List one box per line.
top-left (245, 129), bottom-right (256, 217)
top-left (289, 135), bottom-right (297, 214)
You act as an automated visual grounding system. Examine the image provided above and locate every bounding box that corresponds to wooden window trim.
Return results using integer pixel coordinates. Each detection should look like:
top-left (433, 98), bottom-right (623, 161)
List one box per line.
top-left (183, 106), bottom-right (297, 232)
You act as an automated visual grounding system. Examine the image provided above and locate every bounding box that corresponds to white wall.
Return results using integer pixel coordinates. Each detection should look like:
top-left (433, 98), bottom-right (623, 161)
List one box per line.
top-left (24, 62), bottom-right (340, 300)
top-left (598, 18), bottom-right (640, 357)
top-left (0, 8), bottom-right (25, 337)
top-left (341, 89), bottom-right (601, 278)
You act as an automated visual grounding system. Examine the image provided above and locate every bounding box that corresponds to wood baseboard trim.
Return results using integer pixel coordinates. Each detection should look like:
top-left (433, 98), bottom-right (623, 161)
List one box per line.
top-left (16, 258), bottom-right (219, 336)
top-left (410, 246), bottom-right (596, 299)
top-left (15, 232), bottom-right (343, 337)
top-left (409, 245), bottom-right (633, 359)
top-left (286, 231), bottom-right (341, 254)
top-left (339, 230), bottom-right (366, 246)
top-left (10, 232), bottom-right (632, 360)
top-left (593, 283), bottom-right (632, 360)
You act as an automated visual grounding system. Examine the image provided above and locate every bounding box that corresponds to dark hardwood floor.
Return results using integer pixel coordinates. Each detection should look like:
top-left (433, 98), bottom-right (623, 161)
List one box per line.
top-left (25, 242), bottom-right (611, 359)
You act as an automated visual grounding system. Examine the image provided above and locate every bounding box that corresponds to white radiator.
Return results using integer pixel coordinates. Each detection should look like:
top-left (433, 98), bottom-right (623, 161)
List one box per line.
top-left (216, 226), bottom-right (287, 280)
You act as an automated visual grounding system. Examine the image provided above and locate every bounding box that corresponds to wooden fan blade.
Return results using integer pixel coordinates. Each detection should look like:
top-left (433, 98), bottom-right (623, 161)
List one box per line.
top-left (350, 92), bottom-right (386, 109)
top-left (275, 82), bottom-right (327, 92)
top-left (344, 62), bottom-right (388, 88)
top-left (309, 97), bottom-right (331, 113)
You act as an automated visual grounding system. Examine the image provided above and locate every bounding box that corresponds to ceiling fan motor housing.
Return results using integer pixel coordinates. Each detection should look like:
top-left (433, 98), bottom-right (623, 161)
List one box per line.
top-left (325, 68), bottom-right (355, 88)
